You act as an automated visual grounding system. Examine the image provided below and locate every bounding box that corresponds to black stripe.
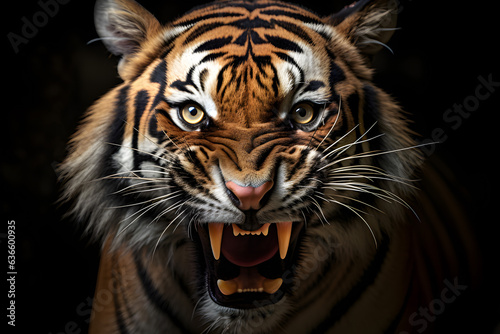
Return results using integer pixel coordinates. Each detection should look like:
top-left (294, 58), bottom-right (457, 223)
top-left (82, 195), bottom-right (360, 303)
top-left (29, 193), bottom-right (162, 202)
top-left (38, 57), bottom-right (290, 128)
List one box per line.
top-left (151, 108), bottom-right (176, 146)
top-left (200, 51), bottom-right (227, 64)
top-left (107, 85), bottom-right (129, 157)
top-left (250, 30), bottom-right (267, 44)
top-left (216, 62), bottom-right (231, 94)
top-left (362, 84), bottom-right (380, 121)
top-left (134, 254), bottom-right (194, 333)
top-left (230, 16), bottom-right (273, 29)
top-left (260, 9), bottom-right (323, 25)
top-left (101, 85), bottom-right (129, 183)
top-left (199, 68), bottom-right (209, 92)
top-left (199, 146), bottom-right (210, 160)
top-left (175, 12), bottom-right (244, 27)
top-left (194, 36), bottom-right (233, 53)
top-left (310, 233), bottom-right (390, 333)
top-left (274, 51), bottom-right (304, 83)
top-left (303, 80), bottom-right (325, 93)
top-left (221, 1), bottom-right (303, 12)
top-left (150, 59), bottom-right (167, 87)
top-left (272, 19), bottom-right (314, 45)
top-left (148, 60), bottom-right (169, 144)
top-left (253, 53), bottom-right (272, 74)
top-left (186, 149), bottom-right (213, 186)
top-left (234, 31), bottom-right (248, 45)
top-left (112, 254), bottom-right (131, 334)
top-left (327, 48), bottom-right (346, 92)
top-left (255, 73), bottom-right (267, 91)
top-left (286, 148), bottom-right (310, 182)
top-left (265, 34), bottom-right (303, 53)
top-left (171, 66), bottom-right (197, 93)
top-left (384, 272), bottom-right (415, 333)
top-left (98, 85), bottom-right (132, 211)
top-left (270, 62), bottom-right (280, 97)
top-left (361, 84), bottom-right (383, 149)
top-left (132, 90), bottom-right (150, 171)
top-left (183, 22), bottom-right (225, 45)
top-left (150, 59), bottom-right (168, 112)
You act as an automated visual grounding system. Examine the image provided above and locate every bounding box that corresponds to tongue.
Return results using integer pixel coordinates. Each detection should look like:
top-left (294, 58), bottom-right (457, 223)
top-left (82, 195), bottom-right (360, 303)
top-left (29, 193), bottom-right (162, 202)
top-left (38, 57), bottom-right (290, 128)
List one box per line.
top-left (221, 224), bottom-right (278, 267)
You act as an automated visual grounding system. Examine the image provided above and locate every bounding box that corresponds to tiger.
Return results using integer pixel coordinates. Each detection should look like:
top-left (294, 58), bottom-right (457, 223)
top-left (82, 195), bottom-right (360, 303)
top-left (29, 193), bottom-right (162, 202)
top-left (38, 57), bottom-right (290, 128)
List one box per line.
top-left (59, 0), bottom-right (481, 333)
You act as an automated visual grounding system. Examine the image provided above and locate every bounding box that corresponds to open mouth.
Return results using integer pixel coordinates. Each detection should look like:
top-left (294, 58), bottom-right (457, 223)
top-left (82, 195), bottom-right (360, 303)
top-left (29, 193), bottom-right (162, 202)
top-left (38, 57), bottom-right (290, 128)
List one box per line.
top-left (195, 221), bottom-right (304, 308)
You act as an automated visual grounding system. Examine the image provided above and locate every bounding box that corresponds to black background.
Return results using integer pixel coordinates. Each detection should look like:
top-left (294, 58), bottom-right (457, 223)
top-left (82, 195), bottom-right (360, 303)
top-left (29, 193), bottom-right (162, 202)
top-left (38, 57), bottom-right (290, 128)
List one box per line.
top-left (3, 0), bottom-right (500, 333)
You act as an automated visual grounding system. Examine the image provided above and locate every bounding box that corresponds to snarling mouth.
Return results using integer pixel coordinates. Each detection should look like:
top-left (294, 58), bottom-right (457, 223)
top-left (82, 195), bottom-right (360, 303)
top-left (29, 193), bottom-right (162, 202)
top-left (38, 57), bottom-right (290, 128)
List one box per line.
top-left (195, 221), bottom-right (304, 308)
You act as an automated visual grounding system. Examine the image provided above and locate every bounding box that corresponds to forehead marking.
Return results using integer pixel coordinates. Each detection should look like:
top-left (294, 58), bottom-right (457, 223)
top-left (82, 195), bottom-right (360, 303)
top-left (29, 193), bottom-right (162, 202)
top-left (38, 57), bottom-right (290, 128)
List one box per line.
top-left (162, 1), bottom-right (342, 121)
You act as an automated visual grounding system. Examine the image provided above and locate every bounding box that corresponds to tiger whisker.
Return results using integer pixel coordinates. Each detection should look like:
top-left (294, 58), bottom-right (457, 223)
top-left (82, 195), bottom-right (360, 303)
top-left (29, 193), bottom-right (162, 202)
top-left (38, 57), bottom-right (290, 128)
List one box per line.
top-left (328, 164), bottom-right (417, 181)
top-left (322, 179), bottom-right (418, 223)
top-left (101, 169), bottom-right (172, 180)
top-left (319, 191), bottom-right (383, 214)
top-left (116, 193), bottom-right (184, 236)
top-left (109, 180), bottom-right (161, 195)
top-left (314, 95), bottom-right (342, 151)
top-left (191, 297), bottom-right (205, 321)
top-left (320, 122), bottom-right (382, 162)
top-left (319, 148), bottom-right (387, 172)
top-left (152, 208), bottom-right (189, 257)
top-left (322, 182), bottom-right (405, 206)
top-left (110, 190), bottom-right (182, 209)
top-left (87, 36), bottom-right (132, 45)
top-left (154, 113), bottom-right (198, 164)
top-left (117, 201), bottom-right (165, 237)
top-left (105, 141), bottom-right (173, 165)
top-left (325, 141), bottom-right (435, 168)
top-left (154, 112), bottom-right (182, 151)
top-left (327, 168), bottom-right (417, 189)
top-left (307, 195), bottom-right (329, 225)
top-left (320, 124), bottom-right (359, 159)
top-left (329, 197), bottom-right (378, 249)
top-left (117, 185), bottom-right (174, 196)
top-left (149, 199), bottom-right (186, 227)
top-left (201, 317), bottom-right (222, 334)
top-left (359, 38), bottom-right (394, 54)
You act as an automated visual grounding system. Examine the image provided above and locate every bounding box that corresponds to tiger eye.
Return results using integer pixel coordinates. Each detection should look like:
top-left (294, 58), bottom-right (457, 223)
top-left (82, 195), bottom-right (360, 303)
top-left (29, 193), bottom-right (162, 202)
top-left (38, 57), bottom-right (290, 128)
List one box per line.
top-left (291, 103), bottom-right (315, 124)
top-left (181, 104), bottom-right (205, 125)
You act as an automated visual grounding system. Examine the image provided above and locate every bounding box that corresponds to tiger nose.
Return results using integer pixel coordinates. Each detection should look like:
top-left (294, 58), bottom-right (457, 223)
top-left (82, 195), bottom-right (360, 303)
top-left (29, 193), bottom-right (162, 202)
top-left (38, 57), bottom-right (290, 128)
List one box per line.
top-left (225, 181), bottom-right (274, 211)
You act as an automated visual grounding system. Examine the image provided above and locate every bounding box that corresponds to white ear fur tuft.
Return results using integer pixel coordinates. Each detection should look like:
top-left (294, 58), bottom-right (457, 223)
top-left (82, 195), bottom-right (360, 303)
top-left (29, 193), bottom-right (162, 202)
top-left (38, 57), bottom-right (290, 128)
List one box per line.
top-left (329, 0), bottom-right (398, 56)
top-left (94, 0), bottom-right (160, 57)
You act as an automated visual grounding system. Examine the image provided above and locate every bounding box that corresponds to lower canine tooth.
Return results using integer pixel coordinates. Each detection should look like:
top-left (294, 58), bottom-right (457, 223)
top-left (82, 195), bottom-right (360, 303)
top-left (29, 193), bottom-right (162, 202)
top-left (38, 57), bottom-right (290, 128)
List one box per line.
top-left (217, 279), bottom-right (238, 295)
top-left (263, 278), bottom-right (283, 294)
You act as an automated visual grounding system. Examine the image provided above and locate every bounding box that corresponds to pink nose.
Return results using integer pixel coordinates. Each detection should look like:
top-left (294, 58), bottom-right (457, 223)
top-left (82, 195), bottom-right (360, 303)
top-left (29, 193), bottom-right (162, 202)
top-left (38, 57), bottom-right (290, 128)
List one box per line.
top-left (225, 181), bottom-right (274, 210)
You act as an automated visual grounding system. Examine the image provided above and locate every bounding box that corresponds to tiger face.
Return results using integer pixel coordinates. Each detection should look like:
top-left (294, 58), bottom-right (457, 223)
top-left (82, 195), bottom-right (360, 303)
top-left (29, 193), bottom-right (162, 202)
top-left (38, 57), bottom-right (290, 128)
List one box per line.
top-left (62, 0), bottom-right (421, 321)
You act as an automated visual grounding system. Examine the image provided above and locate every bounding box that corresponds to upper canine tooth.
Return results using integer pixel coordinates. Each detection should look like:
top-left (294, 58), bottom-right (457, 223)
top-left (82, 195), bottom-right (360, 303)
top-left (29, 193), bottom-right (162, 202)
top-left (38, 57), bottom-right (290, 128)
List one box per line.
top-left (276, 222), bottom-right (292, 259)
top-left (208, 223), bottom-right (224, 260)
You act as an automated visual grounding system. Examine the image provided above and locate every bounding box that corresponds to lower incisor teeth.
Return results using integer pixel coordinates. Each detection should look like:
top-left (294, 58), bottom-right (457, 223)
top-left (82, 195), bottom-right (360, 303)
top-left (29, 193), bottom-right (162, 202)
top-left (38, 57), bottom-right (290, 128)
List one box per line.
top-left (217, 278), bottom-right (283, 295)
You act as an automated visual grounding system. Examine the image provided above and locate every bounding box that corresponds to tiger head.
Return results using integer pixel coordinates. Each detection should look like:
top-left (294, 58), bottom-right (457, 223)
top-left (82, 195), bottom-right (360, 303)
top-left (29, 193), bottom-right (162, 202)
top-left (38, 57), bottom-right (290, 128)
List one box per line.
top-left (61, 0), bottom-right (421, 324)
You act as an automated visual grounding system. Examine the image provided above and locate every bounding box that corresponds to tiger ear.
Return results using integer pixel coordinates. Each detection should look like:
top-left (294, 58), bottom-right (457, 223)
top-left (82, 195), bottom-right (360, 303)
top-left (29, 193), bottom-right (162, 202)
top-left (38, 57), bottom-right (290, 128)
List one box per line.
top-left (327, 0), bottom-right (398, 56)
top-left (94, 0), bottom-right (161, 73)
